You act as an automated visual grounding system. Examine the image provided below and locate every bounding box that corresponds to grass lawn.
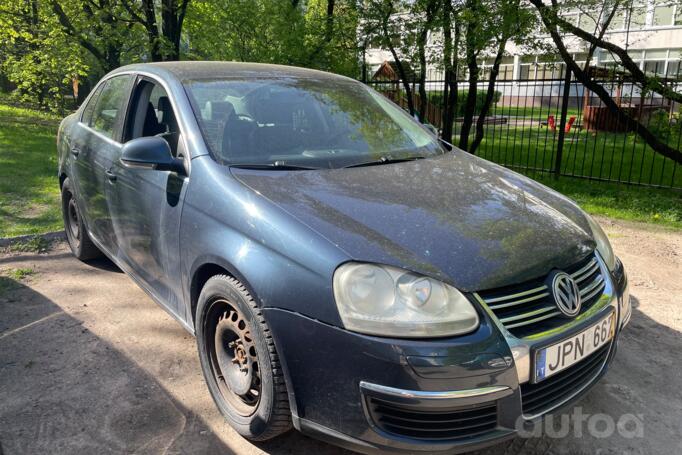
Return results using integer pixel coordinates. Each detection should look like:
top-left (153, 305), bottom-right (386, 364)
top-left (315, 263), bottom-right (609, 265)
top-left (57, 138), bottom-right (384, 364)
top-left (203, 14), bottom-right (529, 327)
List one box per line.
top-left (473, 126), bottom-right (682, 189)
top-left (537, 176), bottom-right (682, 229)
top-left (0, 103), bottom-right (680, 238)
top-left (493, 105), bottom-right (582, 121)
top-left (0, 104), bottom-right (62, 237)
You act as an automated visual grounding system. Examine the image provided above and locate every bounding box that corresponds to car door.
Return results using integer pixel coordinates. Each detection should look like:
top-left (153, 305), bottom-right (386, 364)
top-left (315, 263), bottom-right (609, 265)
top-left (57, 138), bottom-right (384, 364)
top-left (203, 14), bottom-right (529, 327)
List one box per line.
top-left (106, 77), bottom-right (189, 314)
top-left (70, 74), bottom-right (134, 253)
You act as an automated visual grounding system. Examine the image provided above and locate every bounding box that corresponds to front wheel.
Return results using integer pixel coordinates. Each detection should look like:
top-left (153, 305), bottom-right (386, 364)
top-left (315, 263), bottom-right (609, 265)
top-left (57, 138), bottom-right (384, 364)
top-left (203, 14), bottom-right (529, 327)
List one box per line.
top-left (196, 275), bottom-right (292, 441)
top-left (61, 177), bottom-right (101, 260)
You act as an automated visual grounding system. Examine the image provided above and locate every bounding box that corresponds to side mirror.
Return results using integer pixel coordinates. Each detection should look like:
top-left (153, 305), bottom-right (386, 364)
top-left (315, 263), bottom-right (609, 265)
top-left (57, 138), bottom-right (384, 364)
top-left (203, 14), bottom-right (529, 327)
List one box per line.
top-left (120, 136), bottom-right (185, 174)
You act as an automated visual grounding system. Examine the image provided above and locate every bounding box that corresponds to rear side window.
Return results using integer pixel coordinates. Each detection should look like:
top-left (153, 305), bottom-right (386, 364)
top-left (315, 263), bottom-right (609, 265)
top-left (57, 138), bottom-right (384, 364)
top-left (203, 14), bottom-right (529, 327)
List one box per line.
top-left (89, 75), bottom-right (132, 139)
top-left (81, 84), bottom-right (104, 125)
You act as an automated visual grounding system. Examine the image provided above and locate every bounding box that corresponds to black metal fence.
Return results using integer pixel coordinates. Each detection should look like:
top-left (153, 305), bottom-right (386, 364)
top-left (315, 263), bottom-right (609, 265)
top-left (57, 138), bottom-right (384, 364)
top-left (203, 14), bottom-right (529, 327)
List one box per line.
top-left (367, 70), bottom-right (682, 189)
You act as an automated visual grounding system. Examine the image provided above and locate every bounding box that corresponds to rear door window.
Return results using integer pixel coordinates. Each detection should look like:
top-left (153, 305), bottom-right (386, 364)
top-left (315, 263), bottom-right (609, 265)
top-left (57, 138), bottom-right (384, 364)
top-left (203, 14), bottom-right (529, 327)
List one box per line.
top-left (89, 75), bottom-right (133, 140)
top-left (81, 84), bottom-right (104, 125)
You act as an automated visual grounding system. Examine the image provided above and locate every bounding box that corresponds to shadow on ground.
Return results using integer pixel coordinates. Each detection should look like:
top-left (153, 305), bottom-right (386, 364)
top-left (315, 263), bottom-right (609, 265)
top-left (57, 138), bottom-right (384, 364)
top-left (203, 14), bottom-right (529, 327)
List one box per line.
top-left (0, 278), bottom-right (233, 454)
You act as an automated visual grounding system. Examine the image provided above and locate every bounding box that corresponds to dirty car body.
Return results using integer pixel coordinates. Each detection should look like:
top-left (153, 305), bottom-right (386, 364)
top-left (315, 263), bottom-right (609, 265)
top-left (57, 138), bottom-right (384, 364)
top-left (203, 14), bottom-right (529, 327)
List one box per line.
top-left (57, 62), bottom-right (631, 454)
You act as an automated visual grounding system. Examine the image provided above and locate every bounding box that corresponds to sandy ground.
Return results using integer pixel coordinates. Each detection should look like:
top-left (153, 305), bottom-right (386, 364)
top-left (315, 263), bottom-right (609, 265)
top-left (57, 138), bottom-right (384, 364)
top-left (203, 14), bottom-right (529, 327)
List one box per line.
top-left (0, 218), bottom-right (680, 455)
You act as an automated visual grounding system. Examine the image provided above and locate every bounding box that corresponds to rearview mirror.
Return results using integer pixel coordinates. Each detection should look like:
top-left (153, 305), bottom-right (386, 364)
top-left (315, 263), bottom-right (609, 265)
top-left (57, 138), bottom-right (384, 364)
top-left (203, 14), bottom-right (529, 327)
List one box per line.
top-left (120, 136), bottom-right (185, 174)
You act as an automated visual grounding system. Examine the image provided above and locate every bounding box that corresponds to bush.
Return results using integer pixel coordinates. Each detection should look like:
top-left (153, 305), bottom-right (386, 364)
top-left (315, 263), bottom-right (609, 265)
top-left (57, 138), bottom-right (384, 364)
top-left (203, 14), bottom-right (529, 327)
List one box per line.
top-left (427, 89), bottom-right (501, 118)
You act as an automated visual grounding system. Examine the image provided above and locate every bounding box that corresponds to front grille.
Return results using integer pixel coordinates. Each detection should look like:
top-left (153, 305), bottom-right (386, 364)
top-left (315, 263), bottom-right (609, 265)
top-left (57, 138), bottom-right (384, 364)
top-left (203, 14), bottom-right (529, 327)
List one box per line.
top-left (366, 397), bottom-right (498, 441)
top-left (521, 343), bottom-right (610, 416)
top-left (475, 254), bottom-right (606, 338)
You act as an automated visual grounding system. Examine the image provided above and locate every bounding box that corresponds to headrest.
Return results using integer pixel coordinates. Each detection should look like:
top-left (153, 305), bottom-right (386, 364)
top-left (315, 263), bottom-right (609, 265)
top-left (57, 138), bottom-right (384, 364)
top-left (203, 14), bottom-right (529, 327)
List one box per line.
top-left (157, 96), bottom-right (175, 126)
top-left (205, 100), bottom-right (235, 121)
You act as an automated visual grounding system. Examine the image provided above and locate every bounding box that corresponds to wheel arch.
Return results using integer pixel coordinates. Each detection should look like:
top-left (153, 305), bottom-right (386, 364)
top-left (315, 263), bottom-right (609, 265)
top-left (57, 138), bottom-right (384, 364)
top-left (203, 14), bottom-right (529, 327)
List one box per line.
top-left (189, 256), bottom-right (260, 330)
top-left (188, 256), bottom-right (300, 419)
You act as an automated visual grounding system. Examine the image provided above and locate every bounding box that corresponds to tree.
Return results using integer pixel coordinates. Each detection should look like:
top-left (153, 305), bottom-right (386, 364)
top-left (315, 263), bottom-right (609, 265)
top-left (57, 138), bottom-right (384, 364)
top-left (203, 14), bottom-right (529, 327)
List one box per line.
top-left (49, 0), bottom-right (138, 72)
top-left (439, 0), bottom-right (461, 144)
top-left (455, 0), bottom-right (536, 153)
top-left (529, 0), bottom-right (682, 165)
top-left (414, 0), bottom-right (440, 123)
top-left (469, 0), bottom-right (535, 154)
top-left (185, 0), bottom-right (358, 76)
top-left (457, 0), bottom-right (482, 150)
top-left (0, 0), bottom-right (95, 110)
top-left (360, 0), bottom-right (417, 115)
top-left (121, 0), bottom-right (190, 61)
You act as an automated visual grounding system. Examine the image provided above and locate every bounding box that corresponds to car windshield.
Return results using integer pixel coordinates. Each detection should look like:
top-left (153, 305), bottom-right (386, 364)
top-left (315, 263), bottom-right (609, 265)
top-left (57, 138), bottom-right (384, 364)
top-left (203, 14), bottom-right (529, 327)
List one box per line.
top-left (184, 77), bottom-right (444, 169)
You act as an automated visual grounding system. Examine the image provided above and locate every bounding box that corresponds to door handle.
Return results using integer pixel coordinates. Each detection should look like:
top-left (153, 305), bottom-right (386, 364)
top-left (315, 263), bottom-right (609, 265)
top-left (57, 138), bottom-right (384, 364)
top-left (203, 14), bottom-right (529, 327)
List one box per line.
top-left (105, 169), bottom-right (117, 182)
top-left (70, 147), bottom-right (81, 157)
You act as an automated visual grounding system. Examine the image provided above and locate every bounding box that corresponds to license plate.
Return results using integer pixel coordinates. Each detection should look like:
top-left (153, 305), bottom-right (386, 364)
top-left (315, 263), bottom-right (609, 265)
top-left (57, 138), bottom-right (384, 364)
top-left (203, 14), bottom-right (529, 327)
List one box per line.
top-left (534, 312), bottom-right (615, 382)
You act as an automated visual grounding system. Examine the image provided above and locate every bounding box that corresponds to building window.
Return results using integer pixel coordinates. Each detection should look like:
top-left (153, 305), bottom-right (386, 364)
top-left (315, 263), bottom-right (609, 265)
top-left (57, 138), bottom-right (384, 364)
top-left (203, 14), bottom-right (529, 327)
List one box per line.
top-left (562, 13), bottom-right (579, 27)
top-left (579, 12), bottom-right (598, 31)
top-left (644, 60), bottom-right (666, 75)
top-left (609, 9), bottom-right (627, 30)
top-left (629, 4), bottom-right (648, 28)
top-left (667, 61), bottom-right (680, 78)
top-left (653, 3), bottom-right (674, 26)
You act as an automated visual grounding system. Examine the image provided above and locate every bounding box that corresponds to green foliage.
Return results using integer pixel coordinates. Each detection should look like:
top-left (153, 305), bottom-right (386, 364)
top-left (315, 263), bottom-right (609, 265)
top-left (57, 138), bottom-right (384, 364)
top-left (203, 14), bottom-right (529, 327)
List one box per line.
top-left (0, 1), bottom-right (89, 112)
top-left (185, 0), bottom-right (360, 77)
top-left (5, 268), bottom-right (36, 279)
top-left (427, 89), bottom-right (501, 117)
top-left (8, 237), bottom-right (50, 253)
top-left (647, 109), bottom-right (676, 140)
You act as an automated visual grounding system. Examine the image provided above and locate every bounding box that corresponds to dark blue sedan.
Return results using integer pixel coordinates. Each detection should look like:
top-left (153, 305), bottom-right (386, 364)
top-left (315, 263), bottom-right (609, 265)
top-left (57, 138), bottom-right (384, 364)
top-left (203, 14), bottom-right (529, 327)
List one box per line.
top-left (57, 62), bottom-right (631, 453)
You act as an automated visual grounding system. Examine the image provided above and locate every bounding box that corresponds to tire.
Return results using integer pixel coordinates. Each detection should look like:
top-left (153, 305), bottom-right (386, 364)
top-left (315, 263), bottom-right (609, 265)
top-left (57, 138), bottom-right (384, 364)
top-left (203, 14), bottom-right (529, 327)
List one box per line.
top-left (61, 177), bottom-right (101, 260)
top-left (196, 275), bottom-right (292, 441)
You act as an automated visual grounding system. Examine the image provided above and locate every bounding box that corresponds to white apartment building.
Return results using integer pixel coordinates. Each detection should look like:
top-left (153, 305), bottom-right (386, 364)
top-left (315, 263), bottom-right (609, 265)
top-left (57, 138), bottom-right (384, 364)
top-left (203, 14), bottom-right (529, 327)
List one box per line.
top-left (365, 1), bottom-right (682, 81)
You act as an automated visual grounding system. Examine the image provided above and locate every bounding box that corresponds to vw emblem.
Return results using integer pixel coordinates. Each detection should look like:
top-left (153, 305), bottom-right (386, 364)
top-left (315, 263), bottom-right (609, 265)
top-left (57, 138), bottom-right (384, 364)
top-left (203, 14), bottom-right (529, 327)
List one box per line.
top-left (552, 272), bottom-right (581, 317)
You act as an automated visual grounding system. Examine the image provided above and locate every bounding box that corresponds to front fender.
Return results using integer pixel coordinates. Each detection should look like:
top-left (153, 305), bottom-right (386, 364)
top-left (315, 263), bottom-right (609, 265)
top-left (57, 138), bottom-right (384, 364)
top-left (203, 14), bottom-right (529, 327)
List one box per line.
top-left (180, 156), bottom-right (349, 327)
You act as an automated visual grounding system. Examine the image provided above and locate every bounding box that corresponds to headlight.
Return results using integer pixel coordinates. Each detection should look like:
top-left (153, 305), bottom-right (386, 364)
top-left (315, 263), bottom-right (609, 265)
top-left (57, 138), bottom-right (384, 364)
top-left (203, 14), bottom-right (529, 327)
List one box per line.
top-left (333, 262), bottom-right (479, 338)
top-left (586, 215), bottom-right (616, 271)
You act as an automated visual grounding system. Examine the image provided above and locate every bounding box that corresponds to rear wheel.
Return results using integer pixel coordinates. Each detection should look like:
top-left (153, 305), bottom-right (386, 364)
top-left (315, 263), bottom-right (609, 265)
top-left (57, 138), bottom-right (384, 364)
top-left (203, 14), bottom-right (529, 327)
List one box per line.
top-left (61, 177), bottom-right (101, 260)
top-left (196, 275), bottom-right (292, 441)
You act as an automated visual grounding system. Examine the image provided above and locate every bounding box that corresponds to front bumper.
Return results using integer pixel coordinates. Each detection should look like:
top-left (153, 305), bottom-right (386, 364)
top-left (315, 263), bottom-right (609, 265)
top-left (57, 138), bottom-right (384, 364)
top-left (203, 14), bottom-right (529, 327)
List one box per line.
top-left (263, 259), bottom-right (630, 454)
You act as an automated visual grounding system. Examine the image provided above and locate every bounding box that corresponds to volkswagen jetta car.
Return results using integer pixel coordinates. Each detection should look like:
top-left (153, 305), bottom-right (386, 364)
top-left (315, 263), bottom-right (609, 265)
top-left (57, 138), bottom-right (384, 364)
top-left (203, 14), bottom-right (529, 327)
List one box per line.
top-left (57, 62), bottom-right (631, 454)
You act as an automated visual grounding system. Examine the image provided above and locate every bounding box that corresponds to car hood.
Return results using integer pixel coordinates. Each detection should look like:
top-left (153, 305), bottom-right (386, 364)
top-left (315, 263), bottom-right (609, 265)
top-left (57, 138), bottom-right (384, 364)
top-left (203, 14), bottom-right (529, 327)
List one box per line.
top-left (231, 152), bottom-right (595, 291)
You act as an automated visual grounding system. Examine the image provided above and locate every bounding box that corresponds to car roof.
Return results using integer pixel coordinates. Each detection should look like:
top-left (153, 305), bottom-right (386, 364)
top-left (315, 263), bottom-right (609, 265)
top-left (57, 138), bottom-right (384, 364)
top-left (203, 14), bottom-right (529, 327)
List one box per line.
top-left (109, 61), bottom-right (355, 83)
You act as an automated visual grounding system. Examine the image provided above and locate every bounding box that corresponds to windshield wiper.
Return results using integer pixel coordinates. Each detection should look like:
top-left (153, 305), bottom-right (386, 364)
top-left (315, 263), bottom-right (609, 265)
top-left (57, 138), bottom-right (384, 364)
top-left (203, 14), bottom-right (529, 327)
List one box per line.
top-left (229, 162), bottom-right (319, 171)
top-left (343, 155), bottom-right (425, 168)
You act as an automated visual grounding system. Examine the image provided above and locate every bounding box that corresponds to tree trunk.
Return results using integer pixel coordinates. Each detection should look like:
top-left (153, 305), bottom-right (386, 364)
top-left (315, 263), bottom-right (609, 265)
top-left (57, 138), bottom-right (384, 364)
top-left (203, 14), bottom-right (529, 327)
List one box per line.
top-left (390, 48), bottom-right (416, 116)
top-left (325, 0), bottom-right (336, 43)
top-left (458, 44), bottom-right (478, 151)
top-left (380, 13), bottom-right (415, 116)
top-left (416, 1), bottom-right (438, 123)
top-left (470, 39), bottom-right (506, 154)
top-left (141, 0), bottom-right (163, 61)
top-left (458, 0), bottom-right (479, 151)
top-left (417, 27), bottom-right (429, 123)
top-left (441, 5), bottom-right (460, 145)
top-left (161, 0), bottom-right (183, 60)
